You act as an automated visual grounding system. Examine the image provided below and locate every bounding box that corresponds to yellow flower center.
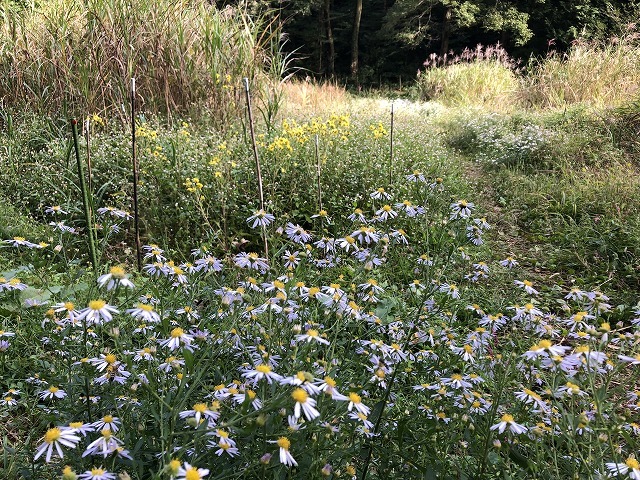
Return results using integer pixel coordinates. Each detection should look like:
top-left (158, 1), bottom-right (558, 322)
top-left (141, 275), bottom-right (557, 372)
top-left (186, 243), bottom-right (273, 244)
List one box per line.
top-left (64, 302), bottom-right (75, 311)
top-left (324, 376), bottom-right (336, 387)
top-left (626, 457), bottom-right (640, 470)
top-left (44, 427), bottom-right (62, 443)
top-left (171, 328), bottom-right (184, 338)
top-left (109, 266), bottom-right (126, 278)
top-left (88, 300), bottom-right (106, 310)
top-left (140, 304), bottom-right (154, 312)
top-left (306, 329), bottom-right (319, 338)
top-left (256, 364), bottom-right (272, 374)
top-left (91, 468), bottom-right (106, 475)
top-left (277, 437), bottom-right (291, 450)
top-left (349, 392), bottom-right (361, 404)
top-left (104, 354), bottom-right (117, 364)
top-left (169, 459), bottom-right (181, 473)
top-left (292, 388), bottom-right (308, 403)
top-left (103, 415), bottom-right (114, 423)
top-left (185, 468), bottom-right (202, 480)
top-left (48, 386), bottom-right (59, 393)
top-left (500, 414), bottom-right (514, 423)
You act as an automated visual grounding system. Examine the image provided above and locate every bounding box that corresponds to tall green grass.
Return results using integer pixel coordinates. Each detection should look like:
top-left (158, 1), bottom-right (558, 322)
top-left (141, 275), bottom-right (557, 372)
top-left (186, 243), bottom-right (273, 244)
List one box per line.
top-left (415, 45), bottom-right (519, 111)
top-left (0, 0), bottom-right (283, 122)
top-left (522, 30), bottom-right (640, 109)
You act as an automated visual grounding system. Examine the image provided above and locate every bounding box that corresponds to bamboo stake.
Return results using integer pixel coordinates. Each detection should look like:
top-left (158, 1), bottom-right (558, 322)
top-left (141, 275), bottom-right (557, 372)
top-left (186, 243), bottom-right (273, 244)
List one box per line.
top-left (71, 119), bottom-right (99, 271)
top-left (315, 134), bottom-right (323, 213)
top-left (85, 117), bottom-right (92, 192)
top-left (389, 101), bottom-right (394, 187)
top-left (131, 78), bottom-right (142, 272)
top-left (243, 77), bottom-right (268, 258)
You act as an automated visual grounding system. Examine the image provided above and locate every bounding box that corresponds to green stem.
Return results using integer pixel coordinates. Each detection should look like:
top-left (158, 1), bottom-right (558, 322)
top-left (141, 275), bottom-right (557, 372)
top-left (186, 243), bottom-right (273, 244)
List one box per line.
top-left (71, 119), bottom-right (99, 272)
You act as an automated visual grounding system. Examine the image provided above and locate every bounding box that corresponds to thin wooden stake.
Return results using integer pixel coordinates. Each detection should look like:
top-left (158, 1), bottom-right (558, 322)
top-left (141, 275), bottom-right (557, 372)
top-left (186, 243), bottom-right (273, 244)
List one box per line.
top-left (84, 117), bottom-right (92, 192)
top-left (243, 77), bottom-right (268, 258)
top-left (71, 119), bottom-right (99, 271)
top-left (131, 77), bottom-right (142, 272)
top-left (315, 134), bottom-right (323, 213)
top-left (389, 101), bottom-right (394, 187)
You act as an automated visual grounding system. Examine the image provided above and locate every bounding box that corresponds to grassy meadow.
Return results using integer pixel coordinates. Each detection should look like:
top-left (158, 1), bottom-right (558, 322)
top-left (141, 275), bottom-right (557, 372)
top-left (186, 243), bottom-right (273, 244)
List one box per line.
top-left (1, 3), bottom-right (640, 479)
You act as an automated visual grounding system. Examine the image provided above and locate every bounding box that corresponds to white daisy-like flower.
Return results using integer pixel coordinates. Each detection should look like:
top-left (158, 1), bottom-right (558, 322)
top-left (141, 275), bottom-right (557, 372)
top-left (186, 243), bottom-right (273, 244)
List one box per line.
top-left (295, 329), bottom-right (330, 345)
top-left (91, 415), bottom-right (121, 433)
top-left (97, 266), bottom-right (135, 290)
top-left (450, 199), bottom-right (474, 219)
top-left (242, 364), bottom-right (283, 384)
top-left (159, 327), bottom-right (194, 351)
top-left (284, 223), bottom-right (313, 244)
top-left (77, 300), bottom-right (119, 325)
top-left (77, 467), bottom-right (117, 480)
top-left (514, 280), bottom-right (539, 295)
top-left (179, 403), bottom-right (220, 425)
top-left (274, 437), bottom-right (297, 467)
top-left (97, 206), bottom-right (131, 219)
top-left (605, 456), bottom-right (640, 479)
top-left (490, 414), bottom-right (527, 434)
top-left (126, 303), bottom-right (161, 323)
top-left (82, 429), bottom-right (124, 458)
top-left (347, 392), bottom-right (370, 415)
top-left (246, 209), bottom-right (275, 228)
top-left (34, 426), bottom-right (81, 462)
top-left (348, 208), bottom-right (367, 223)
top-left (45, 205), bottom-right (68, 215)
top-left (500, 256), bottom-right (519, 268)
top-left (370, 187), bottom-right (391, 200)
top-left (291, 388), bottom-right (320, 420)
top-left (38, 386), bottom-right (67, 400)
top-left (233, 252), bottom-right (269, 273)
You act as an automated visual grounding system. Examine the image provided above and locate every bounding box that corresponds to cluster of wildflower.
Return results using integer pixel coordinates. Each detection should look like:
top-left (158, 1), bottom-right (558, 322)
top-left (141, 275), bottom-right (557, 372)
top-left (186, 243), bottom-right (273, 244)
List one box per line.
top-left (3, 167), bottom-right (639, 479)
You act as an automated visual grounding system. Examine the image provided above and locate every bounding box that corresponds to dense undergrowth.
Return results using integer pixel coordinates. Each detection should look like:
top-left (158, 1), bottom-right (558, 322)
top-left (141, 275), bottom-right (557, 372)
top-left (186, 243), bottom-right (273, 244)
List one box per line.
top-left (1, 7), bottom-right (640, 479)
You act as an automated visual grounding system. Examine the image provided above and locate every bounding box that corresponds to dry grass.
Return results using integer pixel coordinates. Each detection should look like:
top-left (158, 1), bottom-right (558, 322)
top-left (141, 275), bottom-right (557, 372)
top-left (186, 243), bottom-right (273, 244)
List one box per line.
top-left (0, 0), bottom-right (282, 123)
top-left (521, 28), bottom-right (640, 109)
top-left (280, 78), bottom-right (350, 117)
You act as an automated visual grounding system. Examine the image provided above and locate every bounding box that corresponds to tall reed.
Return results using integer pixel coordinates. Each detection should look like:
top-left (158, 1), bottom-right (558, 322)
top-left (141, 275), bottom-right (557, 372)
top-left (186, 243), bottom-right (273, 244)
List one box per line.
top-left (0, 0), bottom-right (284, 123)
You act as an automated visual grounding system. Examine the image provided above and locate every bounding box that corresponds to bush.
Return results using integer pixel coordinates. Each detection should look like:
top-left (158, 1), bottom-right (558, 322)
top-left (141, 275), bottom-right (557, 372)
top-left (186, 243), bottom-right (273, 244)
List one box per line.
top-left (415, 45), bottom-right (519, 110)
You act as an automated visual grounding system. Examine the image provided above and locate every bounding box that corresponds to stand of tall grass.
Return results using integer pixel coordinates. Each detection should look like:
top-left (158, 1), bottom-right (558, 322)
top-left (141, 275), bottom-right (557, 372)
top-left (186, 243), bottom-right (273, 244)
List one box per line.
top-left (0, 0), bottom-right (284, 123)
top-left (415, 28), bottom-right (640, 111)
top-left (415, 45), bottom-right (520, 111)
top-left (523, 28), bottom-right (640, 109)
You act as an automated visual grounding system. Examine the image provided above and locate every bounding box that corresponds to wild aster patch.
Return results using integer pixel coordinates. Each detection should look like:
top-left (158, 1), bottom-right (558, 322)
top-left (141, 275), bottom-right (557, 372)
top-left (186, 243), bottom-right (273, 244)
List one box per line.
top-left (1, 116), bottom-right (639, 480)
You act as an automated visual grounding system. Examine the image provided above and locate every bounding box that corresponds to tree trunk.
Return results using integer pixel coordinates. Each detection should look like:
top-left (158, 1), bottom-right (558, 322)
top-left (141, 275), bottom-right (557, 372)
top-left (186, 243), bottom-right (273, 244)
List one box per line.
top-left (440, 4), bottom-right (452, 56)
top-left (351, 0), bottom-right (363, 81)
top-left (324, 0), bottom-right (335, 77)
